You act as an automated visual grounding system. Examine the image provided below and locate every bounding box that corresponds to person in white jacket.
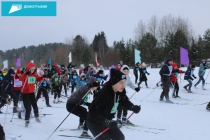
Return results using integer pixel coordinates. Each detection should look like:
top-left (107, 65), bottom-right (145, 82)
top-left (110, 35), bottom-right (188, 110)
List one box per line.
top-left (116, 65), bottom-right (140, 126)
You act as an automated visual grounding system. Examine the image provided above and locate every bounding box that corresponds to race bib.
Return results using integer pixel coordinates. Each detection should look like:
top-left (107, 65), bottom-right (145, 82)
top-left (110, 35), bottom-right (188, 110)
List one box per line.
top-left (111, 103), bottom-right (119, 113)
top-left (55, 77), bottom-right (58, 82)
top-left (28, 77), bottom-right (36, 84)
top-left (14, 79), bottom-right (22, 87)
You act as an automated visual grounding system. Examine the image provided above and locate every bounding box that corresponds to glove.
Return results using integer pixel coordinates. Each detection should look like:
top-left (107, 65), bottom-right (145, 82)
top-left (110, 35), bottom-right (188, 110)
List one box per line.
top-left (26, 71), bottom-right (31, 75)
top-left (132, 105), bottom-right (141, 113)
top-left (147, 73), bottom-right (150, 75)
top-left (104, 75), bottom-right (108, 80)
top-left (135, 87), bottom-right (140, 92)
top-left (103, 119), bottom-right (118, 130)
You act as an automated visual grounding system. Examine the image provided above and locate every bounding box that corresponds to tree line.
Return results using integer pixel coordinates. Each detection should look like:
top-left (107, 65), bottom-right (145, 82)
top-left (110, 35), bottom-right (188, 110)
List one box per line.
top-left (1, 15), bottom-right (210, 68)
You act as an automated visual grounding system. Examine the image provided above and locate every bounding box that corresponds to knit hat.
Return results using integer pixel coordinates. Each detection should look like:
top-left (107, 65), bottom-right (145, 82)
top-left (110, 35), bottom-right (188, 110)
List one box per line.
top-left (98, 70), bottom-right (103, 75)
top-left (167, 58), bottom-right (173, 62)
top-left (109, 69), bottom-right (126, 86)
top-left (16, 69), bottom-right (21, 74)
top-left (191, 64), bottom-right (195, 68)
top-left (87, 77), bottom-right (100, 87)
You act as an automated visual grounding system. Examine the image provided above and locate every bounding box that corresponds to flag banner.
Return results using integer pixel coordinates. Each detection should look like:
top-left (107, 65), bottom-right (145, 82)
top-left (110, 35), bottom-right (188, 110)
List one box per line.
top-left (16, 58), bottom-right (21, 67)
top-left (135, 49), bottom-right (141, 64)
top-left (68, 52), bottom-right (72, 63)
top-left (180, 47), bottom-right (189, 65)
top-left (95, 52), bottom-right (99, 67)
top-left (48, 58), bottom-right (51, 65)
top-left (3, 60), bottom-right (8, 68)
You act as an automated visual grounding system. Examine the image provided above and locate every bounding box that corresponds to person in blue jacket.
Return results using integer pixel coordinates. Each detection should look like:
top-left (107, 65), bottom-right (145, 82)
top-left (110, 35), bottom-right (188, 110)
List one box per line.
top-left (184, 64), bottom-right (196, 93)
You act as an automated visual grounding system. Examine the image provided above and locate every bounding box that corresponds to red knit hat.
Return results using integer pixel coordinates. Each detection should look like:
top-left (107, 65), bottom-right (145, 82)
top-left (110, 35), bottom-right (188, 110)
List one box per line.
top-left (16, 69), bottom-right (21, 74)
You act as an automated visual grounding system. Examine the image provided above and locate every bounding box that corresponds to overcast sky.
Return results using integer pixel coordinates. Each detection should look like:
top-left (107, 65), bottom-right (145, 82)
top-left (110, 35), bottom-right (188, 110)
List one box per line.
top-left (0, 0), bottom-right (210, 51)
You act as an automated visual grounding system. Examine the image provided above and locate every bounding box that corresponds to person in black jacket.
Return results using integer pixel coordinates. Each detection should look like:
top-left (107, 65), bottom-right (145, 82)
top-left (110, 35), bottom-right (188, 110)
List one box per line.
top-left (159, 58), bottom-right (173, 103)
top-left (86, 69), bottom-right (141, 140)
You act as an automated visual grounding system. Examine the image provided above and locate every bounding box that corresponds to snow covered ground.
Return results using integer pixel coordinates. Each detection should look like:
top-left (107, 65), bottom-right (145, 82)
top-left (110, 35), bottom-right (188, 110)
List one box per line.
top-left (1, 67), bottom-right (210, 140)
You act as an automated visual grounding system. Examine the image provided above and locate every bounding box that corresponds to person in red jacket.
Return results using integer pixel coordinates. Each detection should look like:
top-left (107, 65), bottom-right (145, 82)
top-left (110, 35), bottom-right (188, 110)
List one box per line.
top-left (19, 62), bottom-right (44, 127)
top-left (170, 62), bottom-right (185, 98)
top-left (12, 69), bottom-right (22, 114)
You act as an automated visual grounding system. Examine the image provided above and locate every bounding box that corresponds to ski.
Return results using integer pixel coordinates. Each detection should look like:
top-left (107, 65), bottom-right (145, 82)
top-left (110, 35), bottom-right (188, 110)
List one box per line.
top-left (125, 124), bottom-right (165, 131)
top-left (125, 126), bottom-right (160, 134)
top-left (58, 135), bottom-right (92, 139)
top-left (59, 128), bottom-right (80, 131)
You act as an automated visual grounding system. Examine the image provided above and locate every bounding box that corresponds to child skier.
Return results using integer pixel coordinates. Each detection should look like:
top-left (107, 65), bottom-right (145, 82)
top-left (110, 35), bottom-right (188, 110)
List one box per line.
top-left (138, 62), bottom-right (150, 88)
top-left (184, 64), bottom-right (196, 93)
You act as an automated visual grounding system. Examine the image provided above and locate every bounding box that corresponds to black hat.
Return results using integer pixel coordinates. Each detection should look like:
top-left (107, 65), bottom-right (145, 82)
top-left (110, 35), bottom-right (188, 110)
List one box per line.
top-left (191, 64), bottom-right (195, 68)
top-left (109, 69), bottom-right (126, 85)
top-left (98, 70), bottom-right (103, 74)
top-left (167, 58), bottom-right (173, 62)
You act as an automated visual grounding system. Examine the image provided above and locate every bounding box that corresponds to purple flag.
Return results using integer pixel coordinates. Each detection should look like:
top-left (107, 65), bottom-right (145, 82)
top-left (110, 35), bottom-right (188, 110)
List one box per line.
top-left (16, 58), bottom-right (21, 67)
top-left (180, 47), bottom-right (189, 65)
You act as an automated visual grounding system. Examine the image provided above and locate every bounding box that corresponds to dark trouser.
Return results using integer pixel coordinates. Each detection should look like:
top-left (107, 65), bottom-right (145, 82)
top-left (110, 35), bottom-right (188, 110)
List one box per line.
top-left (117, 104), bottom-right (127, 119)
top-left (53, 86), bottom-right (61, 99)
top-left (71, 84), bottom-right (76, 93)
top-left (13, 90), bottom-right (21, 106)
top-left (4, 90), bottom-right (18, 108)
top-left (134, 73), bottom-right (138, 83)
top-left (172, 82), bottom-right (179, 96)
top-left (184, 79), bottom-right (193, 90)
top-left (138, 80), bottom-right (148, 87)
top-left (86, 119), bottom-right (125, 140)
top-left (195, 76), bottom-right (205, 87)
top-left (22, 93), bottom-right (39, 120)
top-left (0, 124), bottom-right (5, 140)
top-left (160, 78), bottom-right (170, 100)
top-left (36, 88), bottom-right (50, 106)
top-left (66, 103), bottom-right (88, 131)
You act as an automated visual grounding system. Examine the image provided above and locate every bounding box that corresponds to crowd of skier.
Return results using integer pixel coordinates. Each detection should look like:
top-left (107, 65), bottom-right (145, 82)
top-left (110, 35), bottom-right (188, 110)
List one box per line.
top-left (0, 58), bottom-right (209, 140)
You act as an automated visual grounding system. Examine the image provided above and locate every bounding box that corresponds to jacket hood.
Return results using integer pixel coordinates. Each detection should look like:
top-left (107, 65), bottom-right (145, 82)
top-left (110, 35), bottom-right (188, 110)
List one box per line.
top-left (120, 65), bottom-right (129, 72)
top-left (26, 62), bottom-right (36, 71)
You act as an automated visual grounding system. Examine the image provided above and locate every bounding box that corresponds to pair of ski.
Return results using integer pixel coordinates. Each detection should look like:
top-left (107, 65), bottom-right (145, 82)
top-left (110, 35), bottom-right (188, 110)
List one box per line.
top-left (58, 124), bottom-right (166, 139)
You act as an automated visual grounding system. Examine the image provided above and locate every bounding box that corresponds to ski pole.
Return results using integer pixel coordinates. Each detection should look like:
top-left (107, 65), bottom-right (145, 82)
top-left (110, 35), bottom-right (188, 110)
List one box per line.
top-left (129, 92), bottom-right (137, 100)
top-left (93, 128), bottom-right (109, 140)
top-left (48, 89), bottom-right (91, 139)
top-left (125, 112), bottom-right (135, 123)
top-left (4, 104), bottom-right (9, 126)
top-left (140, 86), bottom-right (158, 102)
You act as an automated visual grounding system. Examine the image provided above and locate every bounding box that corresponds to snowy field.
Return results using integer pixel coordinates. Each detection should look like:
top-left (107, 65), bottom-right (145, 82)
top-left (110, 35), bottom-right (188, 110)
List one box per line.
top-left (0, 67), bottom-right (210, 140)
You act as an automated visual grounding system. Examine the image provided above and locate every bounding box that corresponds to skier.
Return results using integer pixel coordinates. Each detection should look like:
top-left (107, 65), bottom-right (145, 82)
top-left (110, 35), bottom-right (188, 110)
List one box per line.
top-left (194, 61), bottom-right (208, 90)
top-left (133, 62), bottom-right (140, 84)
top-left (12, 68), bottom-right (22, 113)
top-left (19, 61), bottom-right (44, 127)
top-left (117, 65), bottom-right (140, 126)
top-left (51, 71), bottom-right (61, 103)
top-left (159, 58), bottom-right (173, 103)
top-left (183, 64), bottom-right (196, 93)
top-left (66, 77), bottom-right (100, 138)
top-left (86, 69), bottom-right (141, 140)
top-left (138, 62), bottom-right (150, 88)
top-left (170, 62), bottom-right (185, 98)
top-left (36, 76), bottom-right (52, 107)
top-left (1, 68), bottom-right (19, 113)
